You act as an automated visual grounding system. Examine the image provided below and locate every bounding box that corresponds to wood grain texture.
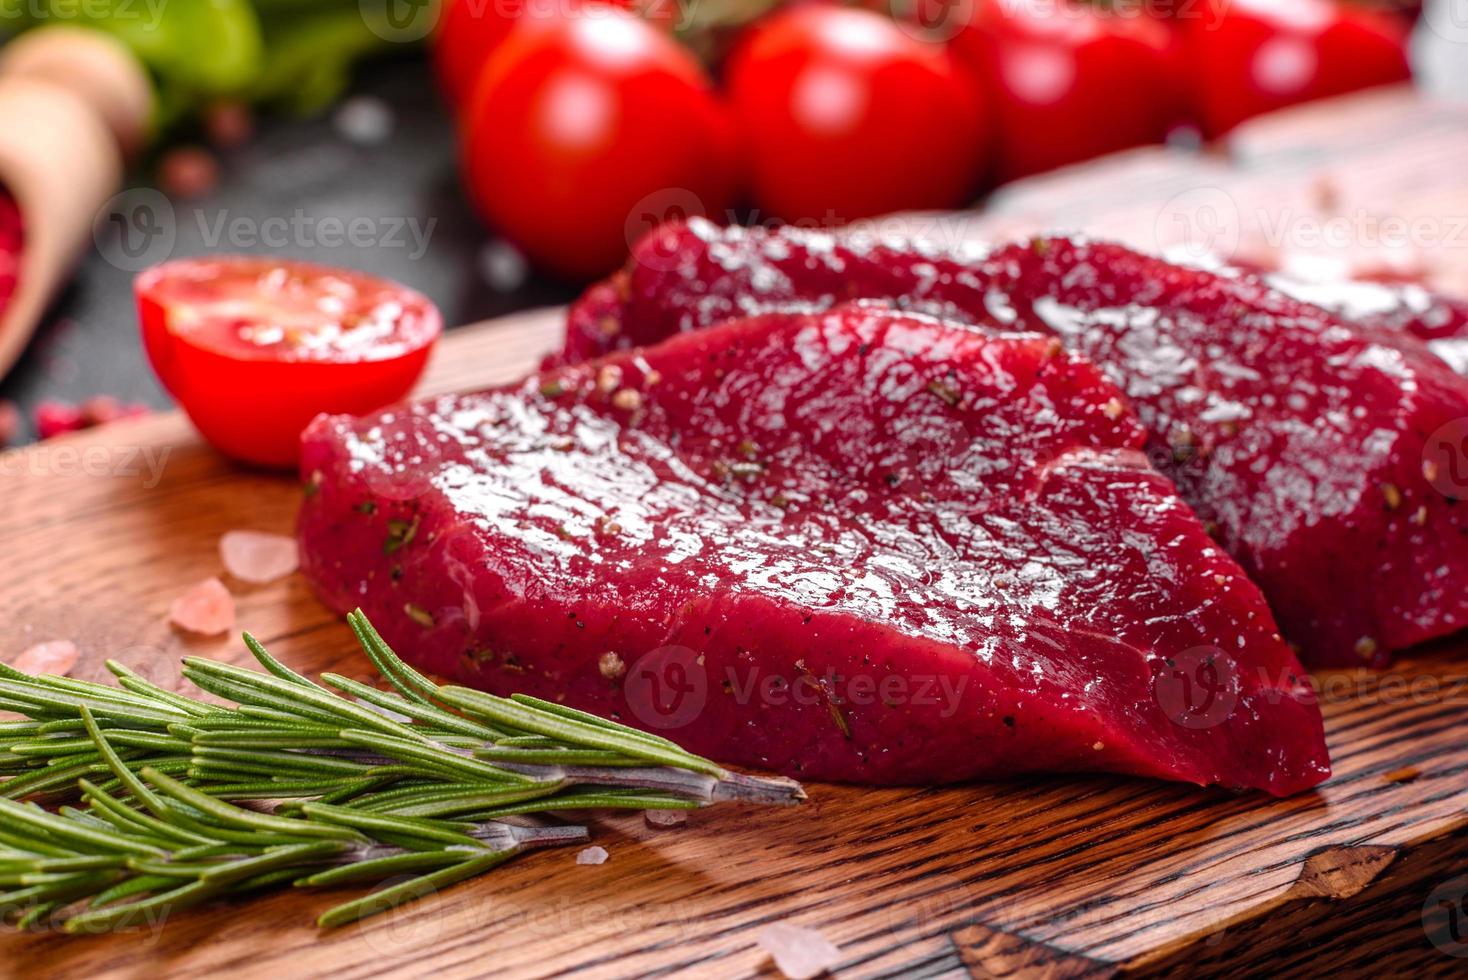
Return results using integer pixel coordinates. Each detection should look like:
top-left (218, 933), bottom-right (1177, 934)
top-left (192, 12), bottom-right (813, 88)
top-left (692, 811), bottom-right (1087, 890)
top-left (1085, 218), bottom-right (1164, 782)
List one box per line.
top-left (5, 91), bottom-right (1468, 979)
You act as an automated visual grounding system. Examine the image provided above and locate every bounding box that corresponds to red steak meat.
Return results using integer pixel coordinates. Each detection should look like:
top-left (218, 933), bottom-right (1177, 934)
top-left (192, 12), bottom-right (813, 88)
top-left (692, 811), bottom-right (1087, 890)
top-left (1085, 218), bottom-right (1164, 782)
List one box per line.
top-left (300, 306), bottom-right (1328, 795)
top-left (563, 221), bottom-right (1468, 667)
top-left (1261, 273), bottom-right (1468, 377)
top-left (1184, 252), bottom-right (1468, 377)
top-left (558, 222), bottom-right (1000, 366)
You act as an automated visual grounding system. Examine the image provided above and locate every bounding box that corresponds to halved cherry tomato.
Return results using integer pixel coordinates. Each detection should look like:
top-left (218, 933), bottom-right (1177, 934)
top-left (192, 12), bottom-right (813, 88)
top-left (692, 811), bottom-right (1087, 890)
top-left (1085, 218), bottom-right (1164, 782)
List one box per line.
top-left (461, 7), bottom-right (736, 280)
top-left (725, 5), bottom-right (990, 222)
top-left (1182, 0), bottom-right (1411, 138)
top-left (951, 0), bottom-right (1186, 183)
top-left (136, 257), bottom-right (442, 468)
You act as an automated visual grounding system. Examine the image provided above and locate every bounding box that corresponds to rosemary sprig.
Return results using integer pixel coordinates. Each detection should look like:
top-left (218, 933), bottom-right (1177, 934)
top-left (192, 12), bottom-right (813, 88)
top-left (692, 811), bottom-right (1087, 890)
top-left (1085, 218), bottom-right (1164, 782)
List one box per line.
top-left (0, 611), bottom-right (803, 931)
top-left (0, 744), bottom-right (584, 932)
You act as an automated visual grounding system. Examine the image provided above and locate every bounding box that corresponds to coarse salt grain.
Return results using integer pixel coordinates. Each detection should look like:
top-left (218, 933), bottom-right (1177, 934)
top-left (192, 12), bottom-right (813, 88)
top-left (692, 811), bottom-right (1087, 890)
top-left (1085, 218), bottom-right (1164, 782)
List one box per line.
top-left (12, 640), bottom-right (79, 676)
top-left (758, 922), bottom-right (841, 980)
top-left (480, 240), bottom-right (529, 293)
top-left (644, 809), bottom-right (687, 829)
top-left (576, 846), bottom-right (609, 866)
top-left (598, 651), bottom-right (626, 680)
top-left (221, 530), bottom-right (300, 585)
top-left (334, 96), bottom-right (394, 145)
top-left (170, 578), bottom-right (236, 636)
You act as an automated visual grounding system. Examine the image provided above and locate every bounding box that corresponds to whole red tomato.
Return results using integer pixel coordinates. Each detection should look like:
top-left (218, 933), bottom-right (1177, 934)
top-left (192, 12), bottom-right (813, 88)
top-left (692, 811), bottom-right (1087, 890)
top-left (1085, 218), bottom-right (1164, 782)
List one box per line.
top-left (951, 0), bottom-right (1185, 183)
top-left (725, 5), bottom-right (989, 223)
top-left (1182, 0), bottom-right (1411, 137)
top-left (434, 0), bottom-right (650, 110)
top-left (435, 0), bottom-right (503, 109)
top-left (461, 7), bottom-right (737, 280)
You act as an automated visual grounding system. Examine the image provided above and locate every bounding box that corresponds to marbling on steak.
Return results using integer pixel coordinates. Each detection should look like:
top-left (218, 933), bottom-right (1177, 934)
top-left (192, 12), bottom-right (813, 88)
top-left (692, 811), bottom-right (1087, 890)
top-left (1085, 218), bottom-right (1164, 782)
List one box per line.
top-left (300, 306), bottom-right (1328, 794)
top-left (562, 220), bottom-right (1468, 666)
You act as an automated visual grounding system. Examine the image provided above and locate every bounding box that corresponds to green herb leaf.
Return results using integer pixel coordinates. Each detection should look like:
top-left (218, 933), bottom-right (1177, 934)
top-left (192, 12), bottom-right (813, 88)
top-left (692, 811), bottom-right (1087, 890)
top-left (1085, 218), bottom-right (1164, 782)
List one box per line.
top-left (0, 612), bottom-right (803, 932)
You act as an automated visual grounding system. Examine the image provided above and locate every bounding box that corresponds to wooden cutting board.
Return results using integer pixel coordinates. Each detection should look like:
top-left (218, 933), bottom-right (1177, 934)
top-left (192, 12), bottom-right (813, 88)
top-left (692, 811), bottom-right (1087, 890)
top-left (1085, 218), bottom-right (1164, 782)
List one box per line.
top-left (2, 308), bottom-right (1467, 979)
top-left (5, 89), bottom-right (1468, 979)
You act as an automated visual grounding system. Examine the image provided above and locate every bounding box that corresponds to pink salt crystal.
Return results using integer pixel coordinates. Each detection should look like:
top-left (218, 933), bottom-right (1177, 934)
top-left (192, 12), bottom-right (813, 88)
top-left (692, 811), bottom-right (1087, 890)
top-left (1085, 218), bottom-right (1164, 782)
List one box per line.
top-left (80, 395), bottom-right (124, 426)
top-left (80, 396), bottom-right (150, 427)
top-left (644, 809), bottom-right (687, 829)
top-left (220, 530), bottom-right (300, 585)
top-left (34, 401), bottom-right (84, 440)
top-left (575, 846), bottom-right (609, 866)
top-left (758, 923), bottom-right (842, 980)
top-left (12, 640), bottom-right (79, 677)
top-left (170, 578), bottom-right (235, 636)
top-left (158, 146), bottom-right (219, 200)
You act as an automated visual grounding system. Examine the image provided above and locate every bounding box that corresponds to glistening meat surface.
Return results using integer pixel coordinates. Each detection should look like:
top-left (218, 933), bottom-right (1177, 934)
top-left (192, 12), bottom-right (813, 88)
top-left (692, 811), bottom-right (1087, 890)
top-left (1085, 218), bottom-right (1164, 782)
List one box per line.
top-left (300, 307), bottom-right (1328, 795)
top-left (564, 221), bottom-right (1468, 666)
top-left (1179, 251), bottom-right (1468, 377)
top-left (1261, 273), bottom-right (1468, 377)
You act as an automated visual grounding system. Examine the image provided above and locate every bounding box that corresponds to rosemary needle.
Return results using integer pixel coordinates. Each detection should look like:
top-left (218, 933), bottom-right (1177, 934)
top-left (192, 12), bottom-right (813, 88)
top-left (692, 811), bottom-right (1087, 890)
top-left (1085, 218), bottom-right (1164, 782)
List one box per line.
top-left (0, 610), bottom-right (803, 931)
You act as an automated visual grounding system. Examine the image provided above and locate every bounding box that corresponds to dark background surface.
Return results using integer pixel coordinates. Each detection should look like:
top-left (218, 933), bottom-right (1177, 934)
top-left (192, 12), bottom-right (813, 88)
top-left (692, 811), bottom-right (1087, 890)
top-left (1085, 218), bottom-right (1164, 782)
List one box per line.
top-left (0, 56), bottom-right (578, 445)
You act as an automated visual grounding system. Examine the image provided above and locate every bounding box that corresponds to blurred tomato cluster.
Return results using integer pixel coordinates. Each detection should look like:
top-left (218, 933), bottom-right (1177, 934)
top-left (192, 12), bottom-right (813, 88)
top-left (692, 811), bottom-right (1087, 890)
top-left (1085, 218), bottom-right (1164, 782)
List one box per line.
top-left (436, 0), bottom-right (1413, 280)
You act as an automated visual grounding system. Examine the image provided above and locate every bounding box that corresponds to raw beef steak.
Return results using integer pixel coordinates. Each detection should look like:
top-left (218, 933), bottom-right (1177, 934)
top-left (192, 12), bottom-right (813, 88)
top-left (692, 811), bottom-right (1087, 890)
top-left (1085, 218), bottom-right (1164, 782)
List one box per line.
top-left (300, 306), bottom-right (1328, 794)
top-left (563, 220), bottom-right (1468, 666)
top-left (1261, 273), bottom-right (1468, 377)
